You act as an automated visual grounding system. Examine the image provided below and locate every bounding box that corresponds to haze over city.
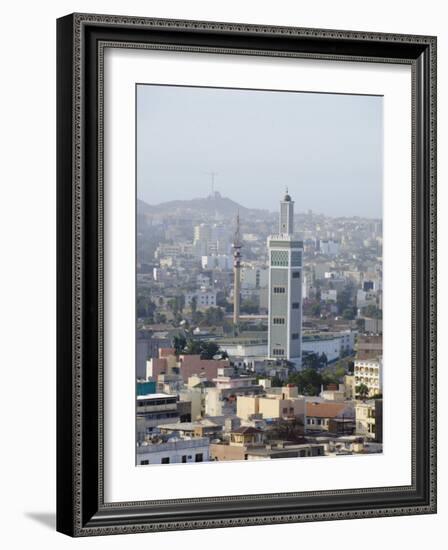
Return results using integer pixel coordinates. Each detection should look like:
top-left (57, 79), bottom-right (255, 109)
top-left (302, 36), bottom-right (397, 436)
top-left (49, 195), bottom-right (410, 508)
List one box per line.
top-left (137, 84), bottom-right (383, 218)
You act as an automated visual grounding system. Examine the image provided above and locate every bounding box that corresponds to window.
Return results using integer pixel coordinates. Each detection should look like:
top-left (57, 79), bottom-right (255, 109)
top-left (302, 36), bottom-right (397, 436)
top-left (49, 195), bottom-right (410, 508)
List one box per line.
top-left (181, 455), bottom-right (187, 463)
top-left (273, 317), bottom-right (285, 325)
top-left (272, 349), bottom-right (285, 356)
top-left (291, 251), bottom-right (302, 266)
top-left (292, 333), bottom-right (299, 340)
top-left (282, 407), bottom-right (288, 414)
top-left (273, 286), bottom-right (286, 294)
top-left (292, 302), bottom-right (300, 309)
top-left (140, 459), bottom-right (149, 465)
top-left (292, 271), bottom-right (301, 279)
top-left (195, 453), bottom-right (203, 462)
top-left (271, 250), bottom-right (289, 267)
top-left (161, 457), bottom-right (170, 464)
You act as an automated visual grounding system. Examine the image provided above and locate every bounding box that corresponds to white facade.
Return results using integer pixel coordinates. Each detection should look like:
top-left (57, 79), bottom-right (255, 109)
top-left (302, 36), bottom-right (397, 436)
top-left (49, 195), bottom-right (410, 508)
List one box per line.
top-left (185, 288), bottom-right (217, 309)
top-left (201, 254), bottom-right (232, 270)
top-left (319, 239), bottom-right (340, 256)
top-left (136, 437), bottom-right (210, 465)
top-left (194, 223), bottom-right (231, 257)
top-left (321, 289), bottom-right (338, 302)
top-left (356, 289), bottom-right (378, 308)
top-left (267, 192), bottom-right (303, 367)
top-left (302, 331), bottom-right (356, 362)
top-left (354, 357), bottom-right (383, 396)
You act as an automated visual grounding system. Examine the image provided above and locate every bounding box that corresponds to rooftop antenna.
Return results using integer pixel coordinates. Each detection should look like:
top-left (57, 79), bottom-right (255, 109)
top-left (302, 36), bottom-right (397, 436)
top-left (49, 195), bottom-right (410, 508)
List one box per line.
top-left (204, 171), bottom-right (218, 196)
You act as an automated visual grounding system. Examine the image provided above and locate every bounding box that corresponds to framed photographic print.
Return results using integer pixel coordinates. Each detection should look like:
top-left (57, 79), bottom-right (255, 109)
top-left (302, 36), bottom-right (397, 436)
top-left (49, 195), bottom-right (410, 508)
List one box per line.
top-left (56, 13), bottom-right (437, 537)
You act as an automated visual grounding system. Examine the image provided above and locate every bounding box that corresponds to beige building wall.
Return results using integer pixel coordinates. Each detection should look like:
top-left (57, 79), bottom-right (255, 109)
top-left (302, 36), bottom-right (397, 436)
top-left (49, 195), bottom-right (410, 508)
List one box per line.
top-left (236, 395), bottom-right (259, 420)
top-left (259, 396), bottom-right (305, 419)
top-left (178, 389), bottom-right (202, 420)
top-left (344, 375), bottom-right (356, 399)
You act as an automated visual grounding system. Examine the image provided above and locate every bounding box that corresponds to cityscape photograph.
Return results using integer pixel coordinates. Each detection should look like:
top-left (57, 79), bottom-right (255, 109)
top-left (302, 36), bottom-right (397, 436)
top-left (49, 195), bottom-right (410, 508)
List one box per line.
top-left (135, 84), bottom-right (383, 466)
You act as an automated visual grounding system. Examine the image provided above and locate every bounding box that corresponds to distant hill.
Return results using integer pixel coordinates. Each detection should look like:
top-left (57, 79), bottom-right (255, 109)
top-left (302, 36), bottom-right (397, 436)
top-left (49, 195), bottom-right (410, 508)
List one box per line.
top-left (137, 192), bottom-right (269, 220)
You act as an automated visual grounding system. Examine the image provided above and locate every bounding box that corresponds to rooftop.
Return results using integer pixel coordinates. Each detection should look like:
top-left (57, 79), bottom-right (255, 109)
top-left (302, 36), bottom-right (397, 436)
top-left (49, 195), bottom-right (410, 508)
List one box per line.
top-left (231, 426), bottom-right (263, 435)
top-left (306, 402), bottom-right (349, 418)
top-left (137, 393), bottom-right (174, 400)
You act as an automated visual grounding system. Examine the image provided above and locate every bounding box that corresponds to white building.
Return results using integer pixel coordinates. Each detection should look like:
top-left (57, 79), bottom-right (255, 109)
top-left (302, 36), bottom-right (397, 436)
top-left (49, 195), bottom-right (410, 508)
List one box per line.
top-left (201, 254), bottom-right (232, 270)
top-left (267, 191), bottom-right (303, 367)
top-left (136, 437), bottom-right (210, 465)
top-left (354, 357), bottom-right (383, 396)
top-left (136, 393), bottom-right (180, 439)
top-left (302, 272), bottom-right (314, 299)
top-left (321, 289), bottom-right (338, 302)
top-left (185, 288), bottom-right (217, 309)
top-left (194, 223), bottom-right (230, 257)
top-left (319, 239), bottom-right (340, 256)
top-left (356, 289), bottom-right (378, 309)
top-left (196, 273), bottom-right (211, 287)
top-left (302, 331), bottom-right (356, 362)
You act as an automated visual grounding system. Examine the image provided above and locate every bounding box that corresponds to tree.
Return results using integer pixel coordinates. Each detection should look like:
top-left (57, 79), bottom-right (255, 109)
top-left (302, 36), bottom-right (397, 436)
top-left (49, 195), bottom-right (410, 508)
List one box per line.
top-left (154, 312), bottom-right (166, 324)
top-left (190, 296), bottom-right (197, 315)
top-left (200, 341), bottom-right (220, 360)
top-left (240, 298), bottom-right (259, 314)
top-left (337, 282), bottom-right (355, 313)
top-left (204, 307), bottom-right (224, 326)
top-left (288, 368), bottom-right (323, 395)
top-left (184, 339), bottom-right (203, 355)
top-left (182, 338), bottom-right (224, 360)
top-left (342, 307), bottom-right (355, 320)
top-left (192, 310), bottom-right (204, 325)
top-left (356, 383), bottom-right (369, 399)
top-left (270, 375), bottom-right (283, 388)
top-left (302, 353), bottom-right (320, 369)
top-left (136, 296), bottom-right (156, 319)
top-left (361, 305), bottom-right (382, 319)
top-left (173, 334), bottom-right (187, 355)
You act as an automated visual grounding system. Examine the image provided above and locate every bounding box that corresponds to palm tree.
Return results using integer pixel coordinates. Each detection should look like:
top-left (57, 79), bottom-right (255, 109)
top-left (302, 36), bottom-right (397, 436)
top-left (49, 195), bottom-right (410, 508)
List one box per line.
top-left (356, 383), bottom-right (369, 400)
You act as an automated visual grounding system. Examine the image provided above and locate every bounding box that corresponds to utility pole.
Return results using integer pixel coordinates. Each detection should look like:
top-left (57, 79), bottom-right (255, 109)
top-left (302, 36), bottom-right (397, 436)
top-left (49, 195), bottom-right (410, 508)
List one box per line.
top-left (232, 211), bottom-right (242, 331)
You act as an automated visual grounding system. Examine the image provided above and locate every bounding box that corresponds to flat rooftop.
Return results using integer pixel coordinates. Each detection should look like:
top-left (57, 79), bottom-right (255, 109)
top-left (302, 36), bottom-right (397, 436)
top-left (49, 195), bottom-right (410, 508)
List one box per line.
top-left (137, 393), bottom-right (174, 400)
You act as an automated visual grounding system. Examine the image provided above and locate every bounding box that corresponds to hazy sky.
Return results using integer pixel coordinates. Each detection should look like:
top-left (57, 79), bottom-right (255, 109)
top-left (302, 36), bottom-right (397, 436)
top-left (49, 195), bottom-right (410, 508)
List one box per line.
top-left (137, 84), bottom-right (383, 218)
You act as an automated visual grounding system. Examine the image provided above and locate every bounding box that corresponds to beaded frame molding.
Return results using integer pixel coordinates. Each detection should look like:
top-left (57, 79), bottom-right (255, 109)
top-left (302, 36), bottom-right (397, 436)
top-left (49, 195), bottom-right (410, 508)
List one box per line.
top-left (56, 13), bottom-right (437, 537)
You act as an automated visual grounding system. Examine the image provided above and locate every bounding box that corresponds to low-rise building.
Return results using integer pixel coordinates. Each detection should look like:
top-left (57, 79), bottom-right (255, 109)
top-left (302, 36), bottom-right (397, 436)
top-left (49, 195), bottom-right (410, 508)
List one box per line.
top-left (185, 288), bottom-right (218, 309)
top-left (305, 401), bottom-right (355, 434)
top-left (136, 393), bottom-right (179, 440)
top-left (246, 443), bottom-right (325, 460)
top-left (354, 357), bottom-right (382, 396)
top-left (237, 385), bottom-right (306, 422)
top-left (355, 399), bottom-right (383, 442)
top-left (137, 436), bottom-right (210, 465)
top-left (157, 419), bottom-right (222, 440)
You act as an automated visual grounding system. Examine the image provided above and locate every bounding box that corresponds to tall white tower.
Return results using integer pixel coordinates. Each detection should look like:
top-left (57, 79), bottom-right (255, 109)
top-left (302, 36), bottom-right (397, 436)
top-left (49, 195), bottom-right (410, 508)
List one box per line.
top-left (267, 190), bottom-right (303, 367)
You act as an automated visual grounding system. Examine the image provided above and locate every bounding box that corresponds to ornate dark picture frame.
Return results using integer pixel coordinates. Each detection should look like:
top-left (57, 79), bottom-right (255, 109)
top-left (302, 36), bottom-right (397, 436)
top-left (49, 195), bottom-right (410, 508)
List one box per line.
top-left (56, 13), bottom-right (437, 537)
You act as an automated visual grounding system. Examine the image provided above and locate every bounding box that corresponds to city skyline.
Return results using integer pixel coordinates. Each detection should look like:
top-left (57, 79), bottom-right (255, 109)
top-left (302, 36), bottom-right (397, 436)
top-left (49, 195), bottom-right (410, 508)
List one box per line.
top-left (135, 85), bottom-right (383, 467)
top-left (137, 84), bottom-right (383, 218)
